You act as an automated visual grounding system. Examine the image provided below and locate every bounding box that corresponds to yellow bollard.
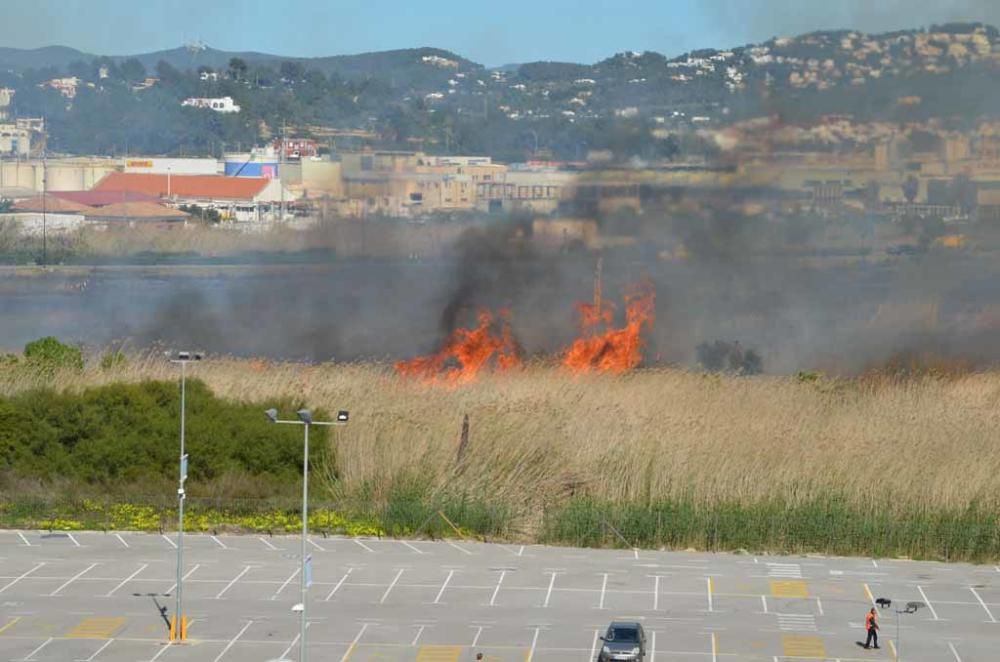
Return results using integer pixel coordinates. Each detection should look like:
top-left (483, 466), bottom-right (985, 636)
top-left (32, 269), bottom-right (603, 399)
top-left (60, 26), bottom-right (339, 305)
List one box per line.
top-left (169, 615), bottom-right (176, 641)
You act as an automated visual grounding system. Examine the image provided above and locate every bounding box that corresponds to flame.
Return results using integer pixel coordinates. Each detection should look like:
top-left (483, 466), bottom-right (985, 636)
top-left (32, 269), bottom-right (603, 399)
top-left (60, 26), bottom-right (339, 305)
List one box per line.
top-left (562, 280), bottom-right (656, 373)
top-left (395, 309), bottom-right (521, 383)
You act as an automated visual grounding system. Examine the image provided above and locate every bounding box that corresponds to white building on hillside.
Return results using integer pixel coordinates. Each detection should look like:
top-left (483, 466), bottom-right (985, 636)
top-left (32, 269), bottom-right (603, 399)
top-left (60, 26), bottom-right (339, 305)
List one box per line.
top-left (181, 96), bottom-right (241, 113)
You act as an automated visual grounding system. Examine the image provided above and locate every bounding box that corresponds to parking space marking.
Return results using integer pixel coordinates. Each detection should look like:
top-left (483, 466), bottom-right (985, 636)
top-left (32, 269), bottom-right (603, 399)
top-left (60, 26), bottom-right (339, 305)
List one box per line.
top-left (353, 538), bottom-right (376, 553)
top-left (472, 625), bottom-right (483, 647)
top-left (652, 575), bottom-right (660, 611)
top-left (490, 571), bottom-right (506, 606)
top-left (863, 583), bottom-right (875, 606)
top-left (272, 567), bottom-right (300, 600)
top-left (67, 532), bottom-right (82, 547)
top-left (211, 535), bottom-right (228, 549)
top-left (0, 562), bottom-right (44, 594)
top-left (0, 616), bottom-right (21, 635)
top-left (147, 641), bottom-right (173, 662)
top-left (777, 613), bottom-right (817, 632)
top-left (650, 630), bottom-right (656, 662)
top-left (114, 534), bottom-right (129, 548)
top-left (341, 622), bottom-right (370, 662)
top-left (448, 542), bottom-right (473, 556)
top-left (215, 565), bottom-right (252, 599)
top-left (544, 572), bottom-right (557, 607)
top-left (782, 635), bottom-right (825, 658)
top-left (417, 645), bottom-right (461, 662)
top-left (213, 620), bottom-right (253, 662)
top-left (278, 622), bottom-right (311, 660)
top-left (969, 587), bottom-right (996, 622)
top-left (66, 617), bottom-right (126, 639)
top-left (20, 636), bottom-right (53, 661)
top-left (161, 534), bottom-right (177, 549)
top-left (434, 569), bottom-right (454, 604)
top-left (326, 567), bottom-right (354, 601)
top-left (815, 597), bottom-right (823, 616)
top-left (165, 563), bottom-right (200, 595)
top-left (411, 625), bottom-right (425, 646)
top-left (381, 568), bottom-right (405, 603)
top-left (50, 562), bottom-right (98, 596)
top-left (526, 626), bottom-right (540, 662)
top-left (17, 532), bottom-right (30, 546)
top-left (599, 573), bottom-right (608, 610)
top-left (258, 537), bottom-right (278, 550)
top-left (308, 538), bottom-right (326, 552)
top-left (706, 577), bottom-right (714, 612)
top-left (770, 580), bottom-right (808, 599)
top-left (105, 563), bottom-right (148, 597)
top-left (79, 638), bottom-right (114, 661)
top-left (889, 640), bottom-right (897, 659)
top-left (589, 629), bottom-right (599, 662)
top-left (761, 595), bottom-right (768, 613)
top-left (711, 632), bottom-right (718, 662)
top-left (917, 585), bottom-right (940, 620)
top-left (401, 540), bottom-right (426, 555)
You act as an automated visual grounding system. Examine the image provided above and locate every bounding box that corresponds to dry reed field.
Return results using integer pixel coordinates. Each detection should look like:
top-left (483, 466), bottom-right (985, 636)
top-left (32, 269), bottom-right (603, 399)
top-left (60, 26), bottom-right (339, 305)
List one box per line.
top-left (5, 357), bottom-right (999, 515)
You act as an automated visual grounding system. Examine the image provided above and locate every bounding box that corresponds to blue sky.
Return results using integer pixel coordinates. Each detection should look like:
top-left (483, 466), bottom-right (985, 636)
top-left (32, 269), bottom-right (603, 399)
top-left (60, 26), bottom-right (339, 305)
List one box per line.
top-left (6, 0), bottom-right (1000, 66)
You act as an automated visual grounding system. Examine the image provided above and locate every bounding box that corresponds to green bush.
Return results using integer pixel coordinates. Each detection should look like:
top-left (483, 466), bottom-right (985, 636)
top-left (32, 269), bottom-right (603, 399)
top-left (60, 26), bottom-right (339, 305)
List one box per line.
top-left (23, 336), bottom-right (84, 372)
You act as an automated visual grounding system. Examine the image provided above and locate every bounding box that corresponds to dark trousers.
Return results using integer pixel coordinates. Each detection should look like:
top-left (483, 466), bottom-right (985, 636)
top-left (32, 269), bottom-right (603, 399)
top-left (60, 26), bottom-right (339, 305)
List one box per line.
top-left (864, 628), bottom-right (878, 648)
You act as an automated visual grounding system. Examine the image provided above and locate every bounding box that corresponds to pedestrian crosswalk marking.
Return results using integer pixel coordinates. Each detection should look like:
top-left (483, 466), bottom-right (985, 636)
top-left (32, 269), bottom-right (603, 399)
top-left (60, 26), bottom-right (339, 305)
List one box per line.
top-left (416, 645), bottom-right (463, 662)
top-left (777, 613), bottom-right (817, 632)
top-left (770, 580), bottom-right (809, 598)
top-left (782, 634), bottom-right (826, 658)
top-left (65, 617), bottom-right (125, 639)
top-left (767, 562), bottom-right (803, 578)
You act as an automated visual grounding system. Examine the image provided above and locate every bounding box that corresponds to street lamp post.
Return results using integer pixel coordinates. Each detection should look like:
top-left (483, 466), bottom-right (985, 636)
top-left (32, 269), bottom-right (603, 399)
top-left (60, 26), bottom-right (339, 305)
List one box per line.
top-left (168, 351), bottom-right (202, 642)
top-left (875, 597), bottom-right (923, 660)
top-left (265, 408), bottom-right (349, 662)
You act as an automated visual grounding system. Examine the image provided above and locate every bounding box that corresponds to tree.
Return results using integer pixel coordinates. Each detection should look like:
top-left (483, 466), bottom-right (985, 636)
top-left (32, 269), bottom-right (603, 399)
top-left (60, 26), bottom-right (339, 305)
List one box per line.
top-left (155, 60), bottom-right (182, 86)
top-left (279, 60), bottom-right (305, 83)
top-left (23, 336), bottom-right (83, 372)
top-left (120, 58), bottom-right (146, 84)
top-left (228, 57), bottom-right (248, 81)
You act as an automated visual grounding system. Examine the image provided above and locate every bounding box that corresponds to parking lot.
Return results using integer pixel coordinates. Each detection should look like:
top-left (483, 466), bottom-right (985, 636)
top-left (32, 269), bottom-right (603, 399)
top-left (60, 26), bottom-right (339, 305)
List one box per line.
top-left (0, 530), bottom-right (997, 661)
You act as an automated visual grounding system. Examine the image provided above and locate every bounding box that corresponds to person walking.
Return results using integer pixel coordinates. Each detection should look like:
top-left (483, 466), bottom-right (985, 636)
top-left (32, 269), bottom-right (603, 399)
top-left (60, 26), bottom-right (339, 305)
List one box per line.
top-left (863, 607), bottom-right (880, 649)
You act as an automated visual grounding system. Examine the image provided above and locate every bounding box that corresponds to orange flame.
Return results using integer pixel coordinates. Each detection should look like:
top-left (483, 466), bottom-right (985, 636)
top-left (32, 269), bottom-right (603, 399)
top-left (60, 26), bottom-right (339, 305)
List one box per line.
top-left (395, 309), bottom-right (521, 383)
top-left (562, 280), bottom-right (656, 373)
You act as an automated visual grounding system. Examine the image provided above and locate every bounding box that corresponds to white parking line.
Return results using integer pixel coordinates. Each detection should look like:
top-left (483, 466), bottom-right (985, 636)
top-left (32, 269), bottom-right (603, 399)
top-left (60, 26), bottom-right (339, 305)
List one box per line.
top-left (148, 642), bottom-right (173, 662)
top-left (490, 570), bottom-right (506, 606)
top-left (341, 623), bottom-right (370, 662)
top-left (213, 620), bottom-right (253, 662)
top-left (401, 540), bottom-right (425, 554)
top-left (544, 572), bottom-right (557, 607)
top-left (917, 585), bottom-right (939, 620)
top-left (815, 597), bottom-right (824, 616)
top-left (448, 541), bottom-right (473, 555)
top-left (761, 595), bottom-right (768, 613)
top-left (325, 568), bottom-right (353, 601)
top-left (650, 631), bottom-right (656, 662)
top-left (50, 562), bottom-right (97, 596)
top-left (165, 563), bottom-right (200, 595)
top-left (114, 534), bottom-right (129, 549)
top-left (17, 532), bottom-right (30, 547)
top-left (278, 622), bottom-right (311, 660)
top-left (105, 563), bottom-right (148, 597)
top-left (948, 642), bottom-right (962, 661)
top-left (380, 569), bottom-right (404, 603)
top-left (434, 569), bottom-right (454, 604)
top-left (711, 632), bottom-right (718, 662)
top-left (78, 638), bottom-right (114, 661)
top-left (67, 532), bottom-right (81, 547)
top-left (526, 626), bottom-right (540, 662)
top-left (599, 573), bottom-right (608, 610)
top-left (969, 586), bottom-right (997, 622)
top-left (215, 565), bottom-right (252, 599)
top-left (308, 538), bottom-right (326, 552)
top-left (161, 534), bottom-right (177, 549)
top-left (518, 545), bottom-right (525, 557)
top-left (259, 537), bottom-right (279, 551)
top-left (411, 625), bottom-right (425, 646)
top-left (472, 625), bottom-right (483, 647)
top-left (589, 629), bottom-right (599, 662)
top-left (706, 577), bottom-right (714, 612)
top-left (272, 568), bottom-right (300, 600)
top-left (211, 535), bottom-right (228, 549)
top-left (353, 538), bottom-right (376, 553)
top-left (0, 562), bottom-right (44, 594)
top-left (20, 636), bottom-right (53, 661)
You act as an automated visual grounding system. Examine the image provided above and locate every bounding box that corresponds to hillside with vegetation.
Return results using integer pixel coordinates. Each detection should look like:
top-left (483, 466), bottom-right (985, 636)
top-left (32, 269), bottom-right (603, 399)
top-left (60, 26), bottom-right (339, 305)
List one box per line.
top-left (4, 22), bottom-right (1000, 160)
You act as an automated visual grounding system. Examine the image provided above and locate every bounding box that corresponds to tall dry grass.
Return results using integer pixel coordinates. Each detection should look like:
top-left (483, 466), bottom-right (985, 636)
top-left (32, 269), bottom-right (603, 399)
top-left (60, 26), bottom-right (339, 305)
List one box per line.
top-left (5, 356), bottom-right (999, 518)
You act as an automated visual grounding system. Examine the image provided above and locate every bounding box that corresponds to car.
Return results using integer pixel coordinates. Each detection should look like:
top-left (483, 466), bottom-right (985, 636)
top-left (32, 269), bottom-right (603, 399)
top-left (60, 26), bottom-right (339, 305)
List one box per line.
top-left (597, 621), bottom-right (646, 662)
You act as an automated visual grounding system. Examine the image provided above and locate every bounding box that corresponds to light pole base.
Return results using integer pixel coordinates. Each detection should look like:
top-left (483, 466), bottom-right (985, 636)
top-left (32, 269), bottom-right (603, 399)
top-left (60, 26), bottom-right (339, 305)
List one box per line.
top-left (169, 614), bottom-right (188, 642)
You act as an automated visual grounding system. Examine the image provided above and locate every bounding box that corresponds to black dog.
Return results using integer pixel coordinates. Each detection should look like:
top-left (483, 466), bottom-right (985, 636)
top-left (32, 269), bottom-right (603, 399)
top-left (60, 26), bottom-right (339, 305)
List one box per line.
top-left (875, 598), bottom-right (891, 609)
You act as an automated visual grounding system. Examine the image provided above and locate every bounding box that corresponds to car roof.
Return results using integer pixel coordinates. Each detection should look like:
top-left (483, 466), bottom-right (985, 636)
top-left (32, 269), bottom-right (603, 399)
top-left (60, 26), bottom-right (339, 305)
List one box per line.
top-left (609, 621), bottom-right (642, 628)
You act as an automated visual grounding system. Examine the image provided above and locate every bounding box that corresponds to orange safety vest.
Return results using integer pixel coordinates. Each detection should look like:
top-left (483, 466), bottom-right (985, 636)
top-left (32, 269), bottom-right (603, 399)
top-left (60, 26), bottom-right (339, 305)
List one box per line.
top-left (865, 613), bottom-right (877, 630)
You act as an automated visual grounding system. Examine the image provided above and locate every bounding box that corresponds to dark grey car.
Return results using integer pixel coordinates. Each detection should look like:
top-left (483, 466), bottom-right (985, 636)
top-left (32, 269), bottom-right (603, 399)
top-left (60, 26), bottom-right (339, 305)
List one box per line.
top-left (597, 621), bottom-right (646, 662)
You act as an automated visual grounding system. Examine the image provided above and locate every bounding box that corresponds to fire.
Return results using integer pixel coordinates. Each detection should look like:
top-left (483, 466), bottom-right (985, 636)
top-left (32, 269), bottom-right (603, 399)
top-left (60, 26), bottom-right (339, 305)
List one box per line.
top-left (395, 309), bottom-right (521, 383)
top-left (562, 280), bottom-right (656, 373)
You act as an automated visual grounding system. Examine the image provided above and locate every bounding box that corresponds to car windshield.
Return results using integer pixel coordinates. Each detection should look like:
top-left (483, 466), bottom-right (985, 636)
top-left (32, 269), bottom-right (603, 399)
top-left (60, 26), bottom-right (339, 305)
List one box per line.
top-left (608, 627), bottom-right (639, 643)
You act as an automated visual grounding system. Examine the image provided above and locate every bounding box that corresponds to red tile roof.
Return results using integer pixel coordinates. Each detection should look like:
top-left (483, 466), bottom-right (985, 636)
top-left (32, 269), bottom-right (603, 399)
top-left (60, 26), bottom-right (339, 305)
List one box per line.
top-left (84, 201), bottom-right (190, 221)
top-left (50, 190), bottom-right (161, 208)
top-left (94, 172), bottom-right (270, 200)
top-left (12, 194), bottom-right (95, 214)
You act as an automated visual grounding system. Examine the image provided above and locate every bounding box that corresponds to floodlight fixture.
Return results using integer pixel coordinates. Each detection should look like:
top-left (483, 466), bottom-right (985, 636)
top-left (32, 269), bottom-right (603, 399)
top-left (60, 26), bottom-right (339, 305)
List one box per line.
top-left (264, 408), bottom-right (279, 424)
top-left (297, 409), bottom-right (313, 425)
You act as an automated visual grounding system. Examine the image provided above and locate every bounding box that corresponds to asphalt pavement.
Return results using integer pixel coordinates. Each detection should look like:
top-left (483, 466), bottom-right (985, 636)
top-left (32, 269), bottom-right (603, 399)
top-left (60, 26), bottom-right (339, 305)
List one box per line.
top-left (0, 529), bottom-right (997, 661)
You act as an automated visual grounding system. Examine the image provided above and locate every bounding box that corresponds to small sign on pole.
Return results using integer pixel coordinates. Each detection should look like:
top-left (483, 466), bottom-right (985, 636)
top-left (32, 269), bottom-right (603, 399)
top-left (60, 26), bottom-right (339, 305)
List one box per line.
top-left (304, 554), bottom-right (313, 588)
top-left (180, 454), bottom-right (188, 483)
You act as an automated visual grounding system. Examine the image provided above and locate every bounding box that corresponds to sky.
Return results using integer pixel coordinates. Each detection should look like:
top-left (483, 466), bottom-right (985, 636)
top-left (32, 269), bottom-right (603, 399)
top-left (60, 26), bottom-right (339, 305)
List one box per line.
top-left (5, 0), bottom-right (1000, 66)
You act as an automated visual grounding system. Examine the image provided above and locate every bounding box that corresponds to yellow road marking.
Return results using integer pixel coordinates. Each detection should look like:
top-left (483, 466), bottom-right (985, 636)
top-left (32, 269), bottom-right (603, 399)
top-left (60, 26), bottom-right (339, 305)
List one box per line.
top-left (65, 617), bottom-right (125, 639)
top-left (783, 635), bottom-right (826, 658)
top-left (708, 577), bottom-right (715, 593)
top-left (864, 583), bottom-right (875, 605)
top-left (416, 645), bottom-right (462, 662)
top-left (889, 640), bottom-right (898, 659)
top-left (0, 617), bottom-right (21, 636)
top-left (770, 580), bottom-right (809, 598)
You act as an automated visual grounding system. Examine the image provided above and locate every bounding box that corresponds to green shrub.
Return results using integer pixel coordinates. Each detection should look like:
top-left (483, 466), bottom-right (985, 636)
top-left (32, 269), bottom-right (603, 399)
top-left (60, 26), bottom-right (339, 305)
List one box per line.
top-left (23, 337), bottom-right (84, 371)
